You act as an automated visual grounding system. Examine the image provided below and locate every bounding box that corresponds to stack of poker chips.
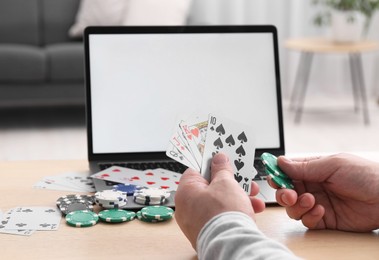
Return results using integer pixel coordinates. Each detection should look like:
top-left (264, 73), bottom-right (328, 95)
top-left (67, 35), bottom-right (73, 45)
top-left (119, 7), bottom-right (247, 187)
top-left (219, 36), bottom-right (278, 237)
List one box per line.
top-left (133, 188), bottom-right (171, 206)
top-left (95, 190), bottom-right (128, 209)
top-left (56, 194), bottom-right (95, 215)
top-left (136, 206), bottom-right (174, 223)
top-left (112, 183), bottom-right (142, 196)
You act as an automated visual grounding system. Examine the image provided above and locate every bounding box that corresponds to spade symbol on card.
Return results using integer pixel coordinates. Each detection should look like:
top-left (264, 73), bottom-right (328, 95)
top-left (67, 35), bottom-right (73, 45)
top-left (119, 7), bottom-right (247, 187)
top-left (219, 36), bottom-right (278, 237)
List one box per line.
top-left (225, 134), bottom-right (235, 146)
top-left (213, 137), bottom-right (223, 150)
top-left (216, 124), bottom-right (226, 136)
top-left (234, 159), bottom-right (244, 171)
top-left (234, 172), bottom-right (243, 183)
top-left (235, 145), bottom-right (246, 157)
top-left (238, 132), bottom-right (248, 143)
top-left (212, 151), bottom-right (219, 157)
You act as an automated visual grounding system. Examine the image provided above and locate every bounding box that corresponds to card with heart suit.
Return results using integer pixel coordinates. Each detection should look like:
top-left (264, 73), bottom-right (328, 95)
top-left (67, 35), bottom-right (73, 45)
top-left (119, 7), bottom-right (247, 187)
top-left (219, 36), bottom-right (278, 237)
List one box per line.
top-left (4, 207), bottom-right (61, 231)
top-left (167, 114), bottom-right (256, 194)
top-left (90, 166), bottom-right (143, 184)
top-left (90, 166), bottom-right (181, 191)
top-left (179, 116), bottom-right (208, 165)
top-left (138, 169), bottom-right (181, 191)
top-left (167, 124), bottom-right (200, 171)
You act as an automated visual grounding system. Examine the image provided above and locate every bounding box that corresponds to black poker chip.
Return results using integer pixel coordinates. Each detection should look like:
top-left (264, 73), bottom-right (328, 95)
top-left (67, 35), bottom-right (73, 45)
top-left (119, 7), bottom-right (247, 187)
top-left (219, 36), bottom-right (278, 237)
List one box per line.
top-left (59, 202), bottom-right (94, 215)
top-left (56, 194), bottom-right (95, 215)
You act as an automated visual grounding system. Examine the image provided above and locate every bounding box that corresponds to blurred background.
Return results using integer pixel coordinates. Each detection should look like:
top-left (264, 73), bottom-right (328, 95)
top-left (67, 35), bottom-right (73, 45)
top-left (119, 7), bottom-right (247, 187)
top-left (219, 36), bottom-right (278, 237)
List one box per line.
top-left (0, 0), bottom-right (378, 161)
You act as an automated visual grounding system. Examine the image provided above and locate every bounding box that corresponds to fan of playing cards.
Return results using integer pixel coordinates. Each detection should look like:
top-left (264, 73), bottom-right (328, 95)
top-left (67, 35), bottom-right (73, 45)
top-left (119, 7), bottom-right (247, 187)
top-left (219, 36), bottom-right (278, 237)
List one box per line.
top-left (166, 114), bottom-right (257, 194)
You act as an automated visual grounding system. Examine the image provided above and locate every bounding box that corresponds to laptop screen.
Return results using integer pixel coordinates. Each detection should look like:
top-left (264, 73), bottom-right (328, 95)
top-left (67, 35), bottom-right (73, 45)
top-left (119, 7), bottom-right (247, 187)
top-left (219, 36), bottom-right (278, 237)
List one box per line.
top-left (85, 26), bottom-right (284, 160)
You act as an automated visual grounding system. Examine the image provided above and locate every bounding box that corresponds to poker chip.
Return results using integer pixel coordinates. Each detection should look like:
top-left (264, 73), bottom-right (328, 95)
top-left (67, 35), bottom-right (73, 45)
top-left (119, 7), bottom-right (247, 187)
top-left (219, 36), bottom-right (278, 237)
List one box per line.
top-left (133, 188), bottom-right (170, 206)
top-left (59, 202), bottom-right (94, 215)
top-left (112, 184), bottom-right (142, 196)
top-left (136, 211), bottom-right (159, 223)
top-left (140, 206), bottom-right (174, 221)
top-left (95, 190), bottom-right (127, 201)
top-left (260, 152), bottom-right (294, 190)
top-left (65, 210), bottom-right (99, 227)
top-left (133, 197), bottom-right (166, 206)
top-left (56, 194), bottom-right (95, 207)
top-left (56, 194), bottom-right (95, 215)
top-left (268, 173), bottom-right (295, 189)
top-left (98, 209), bottom-right (136, 223)
top-left (260, 152), bottom-right (290, 179)
top-left (95, 190), bottom-right (128, 209)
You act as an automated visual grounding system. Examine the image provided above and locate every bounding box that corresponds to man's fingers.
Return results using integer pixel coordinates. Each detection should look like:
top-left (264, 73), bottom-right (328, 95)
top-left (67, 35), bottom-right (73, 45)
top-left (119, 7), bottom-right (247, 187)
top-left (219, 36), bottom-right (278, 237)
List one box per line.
top-left (301, 204), bottom-right (325, 229)
top-left (283, 193), bottom-right (316, 220)
top-left (277, 155), bottom-right (337, 182)
top-left (177, 167), bottom-right (208, 190)
top-left (210, 153), bottom-right (234, 181)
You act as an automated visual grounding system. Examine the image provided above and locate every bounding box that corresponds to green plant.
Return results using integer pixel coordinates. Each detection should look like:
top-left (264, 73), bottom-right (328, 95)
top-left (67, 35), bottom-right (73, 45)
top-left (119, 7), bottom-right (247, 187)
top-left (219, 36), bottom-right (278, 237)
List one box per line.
top-left (313, 0), bottom-right (379, 35)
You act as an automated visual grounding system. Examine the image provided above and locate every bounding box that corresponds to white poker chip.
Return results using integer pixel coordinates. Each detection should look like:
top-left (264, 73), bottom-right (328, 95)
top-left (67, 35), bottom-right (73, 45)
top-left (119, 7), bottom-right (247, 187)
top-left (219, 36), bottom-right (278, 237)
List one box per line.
top-left (134, 197), bottom-right (166, 206)
top-left (133, 188), bottom-right (170, 200)
top-left (95, 190), bottom-right (127, 201)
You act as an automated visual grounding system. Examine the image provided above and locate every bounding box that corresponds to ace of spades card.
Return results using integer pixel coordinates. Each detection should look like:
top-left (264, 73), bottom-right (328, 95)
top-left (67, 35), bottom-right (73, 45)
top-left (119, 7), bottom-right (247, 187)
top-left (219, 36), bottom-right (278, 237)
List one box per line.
top-left (200, 114), bottom-right (256, 194)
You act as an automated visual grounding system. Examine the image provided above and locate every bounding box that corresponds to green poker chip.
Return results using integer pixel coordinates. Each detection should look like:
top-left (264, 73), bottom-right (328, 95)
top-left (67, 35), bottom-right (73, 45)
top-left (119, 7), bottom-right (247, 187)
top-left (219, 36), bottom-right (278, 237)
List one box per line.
top-left (136, 211), bottom-right (159, 223)
top-left (260, 152), bottom-right (294, 189)
top-left (141, 206), bottom-right (174, 221)
top-left (65, 210), bottom-right (99, 227)
top-left (268, 173), bottom-right (295, 189)
top-left (98, 209), bottom-right (136, 223)
top-left (260, 152), bottom-right (290, 180)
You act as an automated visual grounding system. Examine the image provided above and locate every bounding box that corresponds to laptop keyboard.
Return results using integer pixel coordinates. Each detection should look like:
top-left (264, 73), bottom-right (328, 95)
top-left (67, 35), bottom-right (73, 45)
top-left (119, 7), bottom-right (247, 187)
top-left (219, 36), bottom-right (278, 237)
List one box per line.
top-left (99, 161), bottom-right (187, 173)
top-left (253, 159), bottom-right (268, 181)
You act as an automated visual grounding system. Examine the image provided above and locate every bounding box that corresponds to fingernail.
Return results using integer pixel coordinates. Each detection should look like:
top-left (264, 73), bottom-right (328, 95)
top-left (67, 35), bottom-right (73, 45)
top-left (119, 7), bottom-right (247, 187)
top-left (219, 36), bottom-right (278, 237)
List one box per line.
top-left (281, 156), bottom-right (292, 163)
top-left (299, 197), bottom-right (309, 208)
top-left (213, 153), bottom-right (229, 165)
top-left (281, 193), bottom-right (290, 205)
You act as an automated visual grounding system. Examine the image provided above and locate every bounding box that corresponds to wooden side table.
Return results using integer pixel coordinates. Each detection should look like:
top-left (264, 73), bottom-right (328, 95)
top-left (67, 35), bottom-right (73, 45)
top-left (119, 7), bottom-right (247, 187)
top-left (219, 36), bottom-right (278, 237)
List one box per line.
top-left (285, 37), bottom-right (379, 125)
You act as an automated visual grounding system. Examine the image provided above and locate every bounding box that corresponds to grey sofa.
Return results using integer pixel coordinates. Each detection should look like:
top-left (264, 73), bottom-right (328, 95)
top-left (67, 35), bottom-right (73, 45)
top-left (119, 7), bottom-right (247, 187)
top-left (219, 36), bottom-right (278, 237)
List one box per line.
top-left (0, 0), bottom-right (84, 107)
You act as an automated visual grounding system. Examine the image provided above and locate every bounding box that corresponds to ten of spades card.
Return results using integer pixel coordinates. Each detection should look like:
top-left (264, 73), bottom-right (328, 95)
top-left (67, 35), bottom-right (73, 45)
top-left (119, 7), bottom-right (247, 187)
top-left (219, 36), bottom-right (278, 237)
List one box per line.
top-left (200, 114), bottom-right (256, 194)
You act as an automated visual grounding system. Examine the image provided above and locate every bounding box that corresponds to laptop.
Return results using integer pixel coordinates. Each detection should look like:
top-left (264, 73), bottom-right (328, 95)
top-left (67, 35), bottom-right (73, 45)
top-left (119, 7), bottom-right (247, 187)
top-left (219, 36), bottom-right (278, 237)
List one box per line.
top-left (84, 25), bottom-right (285, 203)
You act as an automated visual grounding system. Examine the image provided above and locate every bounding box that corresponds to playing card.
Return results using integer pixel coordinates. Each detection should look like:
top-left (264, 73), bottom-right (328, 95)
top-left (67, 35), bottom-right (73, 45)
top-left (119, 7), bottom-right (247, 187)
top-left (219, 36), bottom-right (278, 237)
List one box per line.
top-left (61, 171), bottom-right (96, 192)
top-left (166, 142), bottom-right (195, 171)
top-left (140, 168), bottom-right (181, 191)
top-left (179, 116), bottom-right (208, 166)
top-left (34, 171), bottom-right (95, 192)
top-left (4, 207), bottom-right (61, 231)
top-left (167, 126), bottom-right (200, 171)
top-left (0, 209), bottom-right (35, 236)
top-left (90, 166), bottom-right (143, 184)
top-left (200, 114), bottom-right (256, 194)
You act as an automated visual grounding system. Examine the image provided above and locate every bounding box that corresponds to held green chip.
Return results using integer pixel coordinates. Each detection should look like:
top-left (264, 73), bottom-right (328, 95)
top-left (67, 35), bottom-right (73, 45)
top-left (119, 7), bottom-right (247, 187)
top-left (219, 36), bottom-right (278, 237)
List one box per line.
top-left (260, 152), bottom-right (294, 189)
top-left (268, 173), bottom-right (295, 189)
top-left (260, 152), bottom-right (290, 179)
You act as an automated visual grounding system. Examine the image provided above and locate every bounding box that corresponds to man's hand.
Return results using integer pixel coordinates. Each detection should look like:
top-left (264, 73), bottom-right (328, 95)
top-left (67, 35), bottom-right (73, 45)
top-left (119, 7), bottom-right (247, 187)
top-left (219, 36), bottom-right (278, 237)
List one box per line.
top-left (175, 153), bottom-right (265, 249)
top-left (272, 153), bottom-right (379, 232)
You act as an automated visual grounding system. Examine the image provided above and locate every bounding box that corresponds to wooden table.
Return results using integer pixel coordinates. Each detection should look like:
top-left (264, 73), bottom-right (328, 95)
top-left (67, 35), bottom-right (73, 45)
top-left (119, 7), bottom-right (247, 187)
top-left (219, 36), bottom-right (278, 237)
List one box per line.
top-left (1, 160), bottom-right (379, 260)
top-left (285, 38), bottom-right (379, 125)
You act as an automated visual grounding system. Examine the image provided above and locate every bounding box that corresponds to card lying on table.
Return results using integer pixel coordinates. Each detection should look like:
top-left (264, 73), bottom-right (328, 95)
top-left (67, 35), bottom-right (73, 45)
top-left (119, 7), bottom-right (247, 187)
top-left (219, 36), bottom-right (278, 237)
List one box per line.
top-left (166, 114), bottom-right (256, 194)
top-left (90, 166), bottom-right (181, 191)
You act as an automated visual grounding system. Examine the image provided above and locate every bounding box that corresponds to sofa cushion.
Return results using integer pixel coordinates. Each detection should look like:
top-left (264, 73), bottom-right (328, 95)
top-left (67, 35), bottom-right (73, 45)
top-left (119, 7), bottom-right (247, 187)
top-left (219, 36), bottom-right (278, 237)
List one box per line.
top-left (0, 0), bottom-right (40, 45)
top-left (123, 0), bottom-right (192, 25)
top-left (68, 0), bottom-right (129, 38)
top-left (41, 0), bottom-right (80, 45)
top-left (46, 43), bottom-right (84, 81)
top-left (0, 44), bottom-right (46, 82)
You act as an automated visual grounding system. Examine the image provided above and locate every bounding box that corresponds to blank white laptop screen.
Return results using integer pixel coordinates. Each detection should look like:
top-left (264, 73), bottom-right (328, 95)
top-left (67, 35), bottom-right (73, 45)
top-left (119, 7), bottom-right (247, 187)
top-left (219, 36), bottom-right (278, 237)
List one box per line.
top-left (88, 30), bottom-right (281, 154)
